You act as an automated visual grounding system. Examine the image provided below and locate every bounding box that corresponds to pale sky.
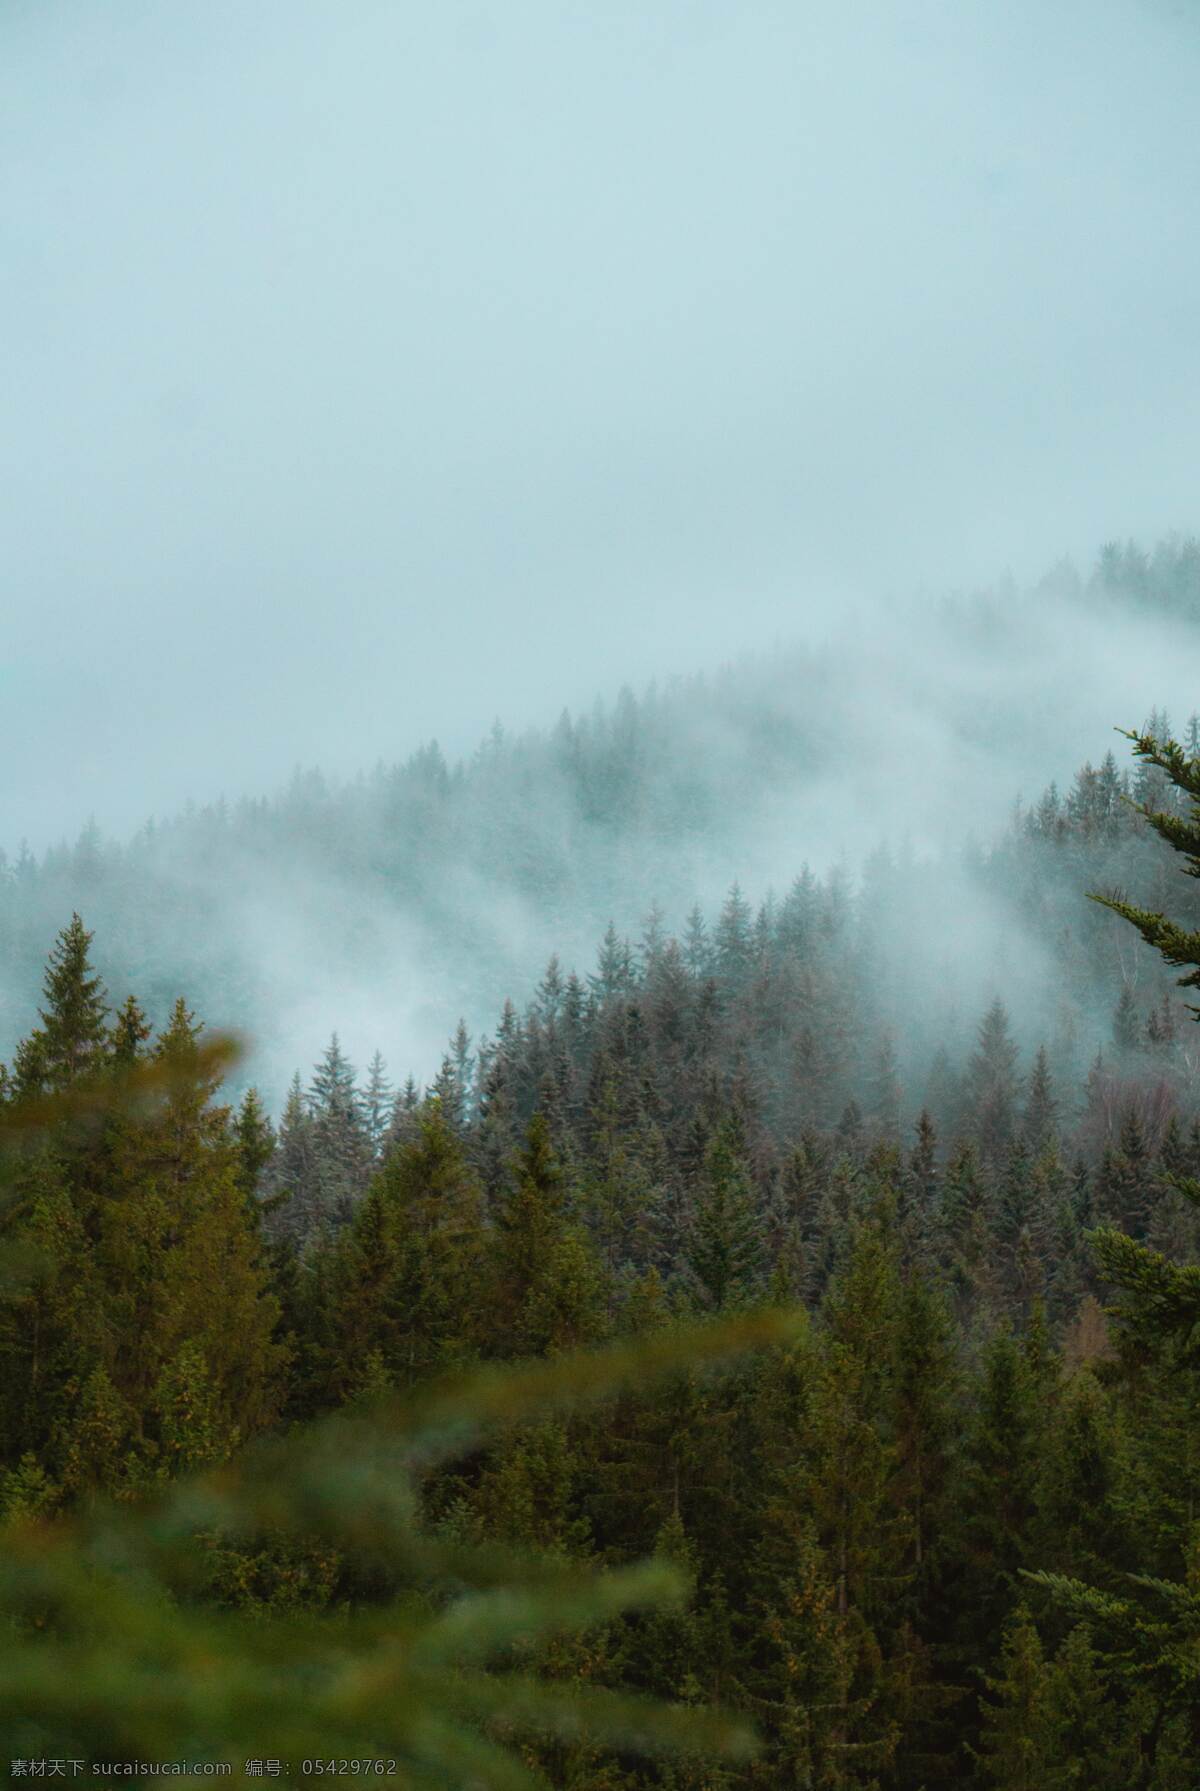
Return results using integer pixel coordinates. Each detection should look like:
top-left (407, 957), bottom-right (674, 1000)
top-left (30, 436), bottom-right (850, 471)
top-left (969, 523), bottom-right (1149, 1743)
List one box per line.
top-left (3, 0), bottom-right (1199, 848)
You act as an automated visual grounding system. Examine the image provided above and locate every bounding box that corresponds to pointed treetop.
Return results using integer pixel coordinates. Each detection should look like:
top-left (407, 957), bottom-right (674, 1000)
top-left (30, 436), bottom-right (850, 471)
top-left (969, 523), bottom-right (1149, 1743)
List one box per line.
top-left (110, 993), bottom-right (152, 1068)
top-left (30, 913), bottom-right (109, 1091)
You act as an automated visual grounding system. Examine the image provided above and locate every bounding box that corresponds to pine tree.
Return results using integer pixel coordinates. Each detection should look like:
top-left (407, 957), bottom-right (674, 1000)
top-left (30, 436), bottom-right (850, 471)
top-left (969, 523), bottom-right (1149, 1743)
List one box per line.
top-left (536, 956), bottom-right (564, 1024)
top-left (14, 914), bottom-right (109, 1095)
top-left (494, 1113), bottom-right (606, 1355)
top-left (866, 1029), bottom-right (903, 1137)
top-left (1022, 1045), bottom-right (1058, 1155)
top-left (263, 1073), bottom-right (316, 1242)
top-left (937, 1141), bottom-right (1000, 1319)
top-left (1111, 985), bottom-right (1141, 1057)
top-left (0, 960), bottom-right (285, 1497)
top-left (951, 1333), bottom-right (1044, 1656)
top-left (1041, 1623), bottom-right (1141, 1790)
top-left (1095, 1104), bottom-right (1154, 1238)
top-left (362, 1049), bottom-right (393, 1155)
top-left (995, 1136), bottom-right (1051, 1312)
top-left (908, 1109), bottom-right (939, 1215)
top-left (323, 1101), bottom-right (487, 1395)
top-left (589, 922), bottom-right (634, 1003)
top-left (1144, 990), bottom-right (1177, 1056)
top-left (306, 1034), bottom-right (372, 1229)
top-left (971, 1606), bottom-right (1055, 1788)
top-left (683, 905), bottom-right (711, 978)
top-left (892, 1275), bottom-right (957, 1594)
top-left (685, 1119), bottom-right (765, 1310)
top-left (714, 883), bottom-right (753, 986)
top-left (109, 993), bottom-right (151, 1068)
top-left (233, 1086), bottom-right (276, 1209)
top-left (1031, 709), bottom-right (1200, 1762)
top-left (965, 1000), bottom-right (1021, 1167)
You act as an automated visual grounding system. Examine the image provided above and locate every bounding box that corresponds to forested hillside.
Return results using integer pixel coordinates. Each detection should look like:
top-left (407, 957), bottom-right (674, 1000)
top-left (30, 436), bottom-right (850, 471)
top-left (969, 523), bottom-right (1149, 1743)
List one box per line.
top-left (3, 538), bottom-right (1199, 1099)
top-left (4, 723), bottom-right (1200, 1783)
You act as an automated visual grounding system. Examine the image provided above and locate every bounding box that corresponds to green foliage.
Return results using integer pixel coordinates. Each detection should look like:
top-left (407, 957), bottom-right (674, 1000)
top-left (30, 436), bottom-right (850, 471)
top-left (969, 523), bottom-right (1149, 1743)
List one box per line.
top-left (0, 935), bottom-right (809, 1776)
top-left (12, 715), bottom-right (1200, 1791)
top-left (686, 1120), bottom-right (765, 1310)
top-left (0, 1298), bottom-right (801, 1779)
top-left (1022, 723), bottom-right (1200, 1776)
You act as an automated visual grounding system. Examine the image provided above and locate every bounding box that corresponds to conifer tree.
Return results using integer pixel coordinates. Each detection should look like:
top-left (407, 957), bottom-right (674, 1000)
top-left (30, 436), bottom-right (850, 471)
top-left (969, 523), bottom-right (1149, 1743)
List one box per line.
top-left (951, 1332), bottom-right (1044, 1656)
top-left (1112, 985), bottom-right (1141, 1057)
top-left (307, 1033), bottom-right (372, 1228)
top-left (362, 1049), bottom-right (393, 1155)
top-left (1096, 1104), bottom-right (1154, 1238)
top-left (590, 922), bottom-right (634, 1003)
top-left (109, 993), bottom-right (151, 1067)
top-left (866, 1029), bottom-right (903, 1137)
top-left (714, 883), bottom-right (753, 986)
top-left (683, 905), bottom-right (711, 978)
top-left (966, 999), bottom-right (1021, 1167)
top-left (971, 1606), bottom-right (1054, 1788)
top-left (685, 1119), bottom-right (765, 1310)
top-left (0, 953), bottom-right (284, 1496)
top-left (892, 1275), bottom-right (957, 1593)
top-left (233, 1086), bottom-right (275, 1207)
top-left (907, 1109), bottom-right (938, 1215)
top-left (495, 1113), bottom-right (606, 1355)
top-left (266, 1072), bottom-right (318, 1241)
top-left (320, 1099), bottom-right (488, 1398)
top-left (1022, 1045), bottom-right (1058, 1155)
top-left (13, 913), bottom-right (109, 1095)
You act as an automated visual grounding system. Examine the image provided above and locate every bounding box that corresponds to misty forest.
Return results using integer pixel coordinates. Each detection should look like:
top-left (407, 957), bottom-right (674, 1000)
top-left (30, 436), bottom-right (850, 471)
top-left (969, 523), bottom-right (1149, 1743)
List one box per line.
top-left (8, 0), bottom-right (1200, 1783)
top-left (4, 542), bottom-right (1200, 1785)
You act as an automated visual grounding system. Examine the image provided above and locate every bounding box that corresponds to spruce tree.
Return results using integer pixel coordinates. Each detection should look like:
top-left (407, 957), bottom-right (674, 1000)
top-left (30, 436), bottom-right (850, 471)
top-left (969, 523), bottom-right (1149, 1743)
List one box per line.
top-left (965, 999), bottom-right (1021, 1168)
top-left (233, 1086), bottom-right (276, 1208)
top-left (1111, 985), bottom-right (1141, 1057)
top-left (971, 1606), bottom-right (1055, 1788)
top-left (109, 993), bottom-right (151, 1068)
top-left (685, 1119), bottom-right (765, 1310)
top-left (1022, 1045), bottom-right (1058, 1155)
top-left (265, 1072), bottom-right (318, 1242)
top-left (323, 1100), bottom-right (487, 1395)
top-left (362, 1049), bottom-right (393, 1155)
top-left (1025, 725), bottom-right (1200, 1781)
top-left (307, 1034), bottom-right (372, 1228)
top-left (14, 914), bottom-right (109, 1095)
top-left (493, 1113), bottom-right (606, 1356)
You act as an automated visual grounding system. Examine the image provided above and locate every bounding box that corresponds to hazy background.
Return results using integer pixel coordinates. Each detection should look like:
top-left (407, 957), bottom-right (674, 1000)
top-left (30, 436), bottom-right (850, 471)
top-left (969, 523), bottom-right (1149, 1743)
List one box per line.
top-left (4, 0), bottom-right (1200, 850)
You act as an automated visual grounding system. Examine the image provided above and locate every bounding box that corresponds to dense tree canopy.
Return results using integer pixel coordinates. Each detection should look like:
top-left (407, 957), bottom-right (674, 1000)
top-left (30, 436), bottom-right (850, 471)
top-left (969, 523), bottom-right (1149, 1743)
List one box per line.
top-left (4, 709), bottom-right (1200, 1783)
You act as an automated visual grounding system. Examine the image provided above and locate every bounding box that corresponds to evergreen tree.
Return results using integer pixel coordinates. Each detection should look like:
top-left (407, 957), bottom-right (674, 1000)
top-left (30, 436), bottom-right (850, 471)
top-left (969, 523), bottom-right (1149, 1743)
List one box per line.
top-left (965, 1000), bottom-right (1021, 1168)
top-left (714, 883), bottom-right (753, 986)
top-left (1095, 1104), bottom-right (1154, 1238)
top-left (307, 1034), bottom-right (372, 1229)
top-left (1112, 985), bottom-right (1141, 1058)
top-left (867, 1028), bottom-right (903, 1137)
top-left (971, 1606), bottom-right (1055, 1788)
top-left (1022, 1045), bottom-right (1058, 1155)
top-left (322, 1100), bottom-right (487, 1396)
top-left (109, 993), bottom-right (151, 1068)
top-left (683, 905), bottom-right (711, 978)
top-left (265, 1073), bottom-right (319, 1241)
top-left (13, 913), bottom-right (109, 1095)
top-left (590, 922), bottom-right (634, 1003)
top-left (951, 1332), bottom-right (1044, 1660)
top-left (685, 1119), bottom-right (765, 1310)
top-left (495, 1113), bottom-right (606, 1355)
top-left (233, 1086), bottom-right (275, 1209)
top-left (362, 1049), bottom-right (393, 1155)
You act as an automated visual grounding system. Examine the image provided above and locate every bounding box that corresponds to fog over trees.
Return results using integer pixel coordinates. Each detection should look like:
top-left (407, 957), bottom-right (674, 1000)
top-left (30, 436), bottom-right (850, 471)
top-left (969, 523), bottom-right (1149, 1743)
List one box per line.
top-left (5, 0), bottom-right (1200, 1776)
top-left (5, 542), bottom-right (1200, 1779)
top-left (4, 540), bottom-right (1200, 1106)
